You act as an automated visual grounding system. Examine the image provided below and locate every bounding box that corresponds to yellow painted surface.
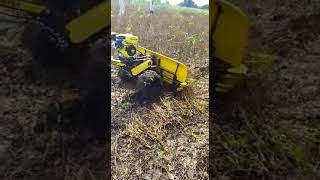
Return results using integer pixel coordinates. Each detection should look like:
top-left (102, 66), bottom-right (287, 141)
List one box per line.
top-left (0, 0), bottom-right (49, 14)
top-left (137, 46), bottom-right (188, 86)
top-left (66, 1), bottom-right (110, 43)
top-left (131, 60), bottom-right (152, 76)
top-left (211, 0), bottom-right (249, 67)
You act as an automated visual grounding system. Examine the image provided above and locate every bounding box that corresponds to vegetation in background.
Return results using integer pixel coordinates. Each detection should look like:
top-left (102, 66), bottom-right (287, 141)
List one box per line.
top-left (111, 0), bottom-right (209, 179)
top-left (178, 0), bottom-right (208, 9)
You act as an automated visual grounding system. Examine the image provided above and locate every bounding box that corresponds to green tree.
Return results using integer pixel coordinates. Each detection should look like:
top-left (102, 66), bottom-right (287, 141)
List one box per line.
top-left (179, 0), bottom-right (198, 8)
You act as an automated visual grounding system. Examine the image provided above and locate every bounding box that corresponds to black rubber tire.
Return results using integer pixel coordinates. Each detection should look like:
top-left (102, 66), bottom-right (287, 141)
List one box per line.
top-left (118, 69), bottom-right (132, 82)
top-left (135, 70), bottom-right (163, 103)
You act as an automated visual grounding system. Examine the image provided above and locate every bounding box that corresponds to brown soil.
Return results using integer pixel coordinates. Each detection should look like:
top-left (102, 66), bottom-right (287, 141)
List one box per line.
top-left (111, 2), bottom-right (209, 179)
top-left (0, 16), bottom-right (107, 179)
top-left (210, 0), bottom-right (320, 179)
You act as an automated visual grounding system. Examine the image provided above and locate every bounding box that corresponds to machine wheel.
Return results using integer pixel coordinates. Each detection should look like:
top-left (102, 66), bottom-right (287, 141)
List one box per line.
top-left (135, 70), bottom-right (163, 103)
top-left (118, 69), bottom-right (132, 82)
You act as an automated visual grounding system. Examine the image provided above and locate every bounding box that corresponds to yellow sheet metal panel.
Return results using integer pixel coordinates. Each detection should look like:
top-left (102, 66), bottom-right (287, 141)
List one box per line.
top-left (131, 60), bottom-right (152, 76)
top-left (160, 57), bottom-right (177, 73)
top-left (19, 1), bottom-right (49, 14)
top-left (137, 46), bottom-right (188, 84)
top-left (209, 0), bottom-right (217, 34)
top-left (175, 63), bottom-right (188, 84)
top-left (0, 0), bottom-right (49, 14)
top-left (211, 0), bottom-right (249, 67)
top-left (159, 58), bottom-right (188, 85)
top-left (66, 1), bottom-right (110, 44)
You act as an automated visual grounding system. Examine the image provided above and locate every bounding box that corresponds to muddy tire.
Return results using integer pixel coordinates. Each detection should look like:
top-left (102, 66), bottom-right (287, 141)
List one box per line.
top-left (136, 70), bottom-right (163, 102)
top-left (118, 69), bottom-right (132, 82)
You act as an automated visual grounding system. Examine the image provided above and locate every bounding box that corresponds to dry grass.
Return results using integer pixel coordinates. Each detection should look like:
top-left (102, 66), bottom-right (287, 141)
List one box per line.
top-left (210, 0), bottom-right (320, 179)
top-left (111, 1), bottom-right (209, 69)
top-left (112, 96), bottom-right (208, 179)
top-left (111, 1), bottom-right (209, 179)
top-left (211, 84), bottom-right (320, 179)
top-left (0, 16), bottom-right (107, 180)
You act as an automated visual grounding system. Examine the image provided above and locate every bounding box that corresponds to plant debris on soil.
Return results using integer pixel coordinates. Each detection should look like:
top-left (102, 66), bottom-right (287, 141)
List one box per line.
top-left (0, 15), bottom-right (107, 179)
top-left (111, 1), bottom-right (209, 179)
top-left (210, 0), bottom-right (320, 179)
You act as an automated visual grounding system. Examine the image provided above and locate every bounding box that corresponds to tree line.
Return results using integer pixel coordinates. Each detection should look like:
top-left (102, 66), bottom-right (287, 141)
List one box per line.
top-left (178, 0), bottom-right (208, 9)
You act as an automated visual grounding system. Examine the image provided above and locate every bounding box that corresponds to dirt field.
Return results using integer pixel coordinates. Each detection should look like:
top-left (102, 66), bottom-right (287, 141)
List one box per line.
top-left (0, 16), bottom-right (106, 179)
top-left (1, 0), bottom-right (319, 179)
top-left (210, 0), bottom-right (320, 179)
top-left (111, 1), bottom-right (209, 179)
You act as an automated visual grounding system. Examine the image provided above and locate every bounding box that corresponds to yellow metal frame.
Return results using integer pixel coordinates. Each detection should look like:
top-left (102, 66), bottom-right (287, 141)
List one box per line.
top-left (66, 1), bottom-right (110, 44)
top-left (211, 0), bottom-right (249, 92)
top-left (211, 0), bottom-right (249, 67)
top-left (0, 0), bottom-right (111, 45)
top-left (137, 46), bottom-right (188, 91)
top-left (0, 0), bottom-right (49, 14)
top-left (111, 57), bottom-right (126, 67)
top-left (119, 33), bottom-right (138, 45)
top-left (131, 59), bottom-right (152, 76)
top-left (111, 44), bottom-right (188, 91)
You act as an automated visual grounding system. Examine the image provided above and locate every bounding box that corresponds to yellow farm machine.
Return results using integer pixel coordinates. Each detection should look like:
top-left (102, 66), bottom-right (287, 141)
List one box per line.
top-left (111, 32), bottom-right (189, 99)
top-left (0, 0), bottom-right (250, 99)
top-left (111, 0), bottom-right (250, 96)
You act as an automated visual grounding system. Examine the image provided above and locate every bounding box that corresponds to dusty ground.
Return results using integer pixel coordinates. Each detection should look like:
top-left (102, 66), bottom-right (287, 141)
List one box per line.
top-left (111, 2), bottom-right (209, 179)
top-left (210, 0), bottom-right (320, 179)
top-left (1, 0), bottom-right (319, 179)
top-left (0, 16), bottom-right (106, 179)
